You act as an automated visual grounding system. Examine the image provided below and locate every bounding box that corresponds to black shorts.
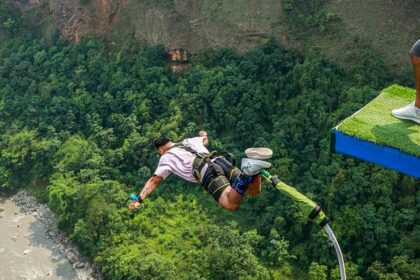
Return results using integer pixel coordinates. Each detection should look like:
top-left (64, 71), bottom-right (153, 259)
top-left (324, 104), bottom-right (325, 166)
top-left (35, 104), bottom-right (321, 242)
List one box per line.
top-left (198, 157), bottom-right (241, 202)
top-left (411, 39), bottom-right (420, 57)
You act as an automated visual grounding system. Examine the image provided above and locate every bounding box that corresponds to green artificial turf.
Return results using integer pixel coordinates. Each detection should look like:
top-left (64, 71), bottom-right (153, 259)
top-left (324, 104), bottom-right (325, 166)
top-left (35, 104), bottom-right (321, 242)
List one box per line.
top-left (337, 84), bottom-right (420, 157)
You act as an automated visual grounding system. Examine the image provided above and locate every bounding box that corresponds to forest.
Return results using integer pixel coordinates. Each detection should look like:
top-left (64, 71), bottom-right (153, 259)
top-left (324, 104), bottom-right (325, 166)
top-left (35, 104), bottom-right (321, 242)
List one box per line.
top-left (0, 1), bottom-right (419, 279)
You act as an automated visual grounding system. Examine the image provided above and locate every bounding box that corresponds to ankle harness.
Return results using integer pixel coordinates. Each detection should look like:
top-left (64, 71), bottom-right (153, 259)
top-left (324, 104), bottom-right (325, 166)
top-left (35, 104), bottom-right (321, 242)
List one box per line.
top-left (231, 174), bottom-right (253, 195)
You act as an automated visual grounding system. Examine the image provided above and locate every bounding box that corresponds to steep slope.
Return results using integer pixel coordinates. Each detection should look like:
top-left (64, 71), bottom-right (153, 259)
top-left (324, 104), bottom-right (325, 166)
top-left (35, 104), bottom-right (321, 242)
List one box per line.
top-left (14, 0), bottom-right (420, 73)
top-left (15, 0), bottom-right (128, 42)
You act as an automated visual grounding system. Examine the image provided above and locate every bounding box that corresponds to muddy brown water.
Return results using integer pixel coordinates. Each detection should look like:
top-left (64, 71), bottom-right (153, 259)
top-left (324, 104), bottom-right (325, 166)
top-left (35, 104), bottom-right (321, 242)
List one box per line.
top-left (0, 197), bottom-right (77, 280)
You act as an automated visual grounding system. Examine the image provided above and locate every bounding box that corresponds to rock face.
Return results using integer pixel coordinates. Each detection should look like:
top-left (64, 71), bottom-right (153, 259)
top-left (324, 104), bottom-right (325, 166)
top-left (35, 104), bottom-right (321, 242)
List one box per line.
top-left (14, 0), bottom-right (283, 51)
top-left (15, 0), bottom-right (129, 42)
top-left (12, 0), bottom-right (420, 70)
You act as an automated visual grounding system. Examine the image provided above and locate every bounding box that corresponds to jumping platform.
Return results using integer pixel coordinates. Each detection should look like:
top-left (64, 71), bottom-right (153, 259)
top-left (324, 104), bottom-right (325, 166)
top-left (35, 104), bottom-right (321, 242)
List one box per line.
top-left (331, 85), bottom-right (420, 178)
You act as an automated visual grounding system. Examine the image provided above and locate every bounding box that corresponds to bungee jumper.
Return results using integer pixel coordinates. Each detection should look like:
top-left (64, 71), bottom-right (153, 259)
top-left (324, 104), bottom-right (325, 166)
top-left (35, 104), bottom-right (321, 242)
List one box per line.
top-left (128, 131), bottom-right (270, 212)
top-left (128, 131), bottom-right (347, 279)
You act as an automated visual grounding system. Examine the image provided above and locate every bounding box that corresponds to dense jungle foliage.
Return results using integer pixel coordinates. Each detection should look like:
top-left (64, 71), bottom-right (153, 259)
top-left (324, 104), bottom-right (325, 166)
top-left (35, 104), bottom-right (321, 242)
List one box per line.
top-left (0, 1), bottom-right (419, 279)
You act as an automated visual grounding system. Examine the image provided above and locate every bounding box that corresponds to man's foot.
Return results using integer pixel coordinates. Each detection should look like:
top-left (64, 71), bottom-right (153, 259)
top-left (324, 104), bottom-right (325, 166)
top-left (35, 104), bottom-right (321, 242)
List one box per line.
top-left (391, 101), bottom-right (420, 124)
top-left (241, 158), bottom-right (271, 176)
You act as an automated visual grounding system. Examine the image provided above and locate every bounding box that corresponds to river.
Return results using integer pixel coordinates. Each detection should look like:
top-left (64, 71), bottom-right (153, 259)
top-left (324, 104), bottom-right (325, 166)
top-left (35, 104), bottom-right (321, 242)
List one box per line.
top-left (0, 192), bottom-right (99, 280)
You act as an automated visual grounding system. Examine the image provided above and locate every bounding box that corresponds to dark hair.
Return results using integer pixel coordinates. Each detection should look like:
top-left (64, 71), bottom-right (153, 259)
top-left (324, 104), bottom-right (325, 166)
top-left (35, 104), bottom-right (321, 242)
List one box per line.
top-left (154, 135), bottom-right (171, 149)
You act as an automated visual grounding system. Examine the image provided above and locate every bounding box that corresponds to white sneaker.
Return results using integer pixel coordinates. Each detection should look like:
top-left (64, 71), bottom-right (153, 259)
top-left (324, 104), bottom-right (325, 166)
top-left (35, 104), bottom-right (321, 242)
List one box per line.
top-left (391, 101), bottom-right (420, 124)
top-left (241, 158), bottom-right (272, 176)
top-left (245, 147), bottom-right (273, 159)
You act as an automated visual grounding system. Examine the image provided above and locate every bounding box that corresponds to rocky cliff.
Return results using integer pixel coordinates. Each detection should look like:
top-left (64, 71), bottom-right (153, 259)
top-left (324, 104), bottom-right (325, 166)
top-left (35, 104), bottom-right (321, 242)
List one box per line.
top-left (16, 0), bottom-right (286, 51)
top-left (15, 0), bottom-right (128, 42)
top-left (13, 0), bottom-right (420, 71)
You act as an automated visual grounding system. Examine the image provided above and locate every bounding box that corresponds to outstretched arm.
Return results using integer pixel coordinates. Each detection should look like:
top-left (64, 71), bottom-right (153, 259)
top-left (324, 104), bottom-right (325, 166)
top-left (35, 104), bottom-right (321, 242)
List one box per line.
top-left (139, 175), bottom-right (162, 200)
top-left (129, 175), bottom-right (163, 210)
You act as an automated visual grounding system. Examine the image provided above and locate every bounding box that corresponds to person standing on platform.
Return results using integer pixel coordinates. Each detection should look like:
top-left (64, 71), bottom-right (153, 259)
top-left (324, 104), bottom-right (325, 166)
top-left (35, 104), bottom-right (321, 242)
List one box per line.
top-left (392, 39), bottom-right (420, 124)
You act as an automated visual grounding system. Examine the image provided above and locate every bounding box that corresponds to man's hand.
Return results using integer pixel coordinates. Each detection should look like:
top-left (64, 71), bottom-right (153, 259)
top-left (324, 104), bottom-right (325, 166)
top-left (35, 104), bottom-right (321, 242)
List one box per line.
top-left (199, 130), bottom-right (209, 145)
top-left (129, 201), bottom-right (141, 211)
top-left (199, 130), bottom-right (207, 137)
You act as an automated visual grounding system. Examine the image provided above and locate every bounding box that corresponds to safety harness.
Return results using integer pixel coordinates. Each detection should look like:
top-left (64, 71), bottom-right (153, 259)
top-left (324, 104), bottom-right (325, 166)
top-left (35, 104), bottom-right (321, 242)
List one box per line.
top-left (167, 143), bottom-right (249, 196)
top-left (167, 143), bottom-right (219, 184)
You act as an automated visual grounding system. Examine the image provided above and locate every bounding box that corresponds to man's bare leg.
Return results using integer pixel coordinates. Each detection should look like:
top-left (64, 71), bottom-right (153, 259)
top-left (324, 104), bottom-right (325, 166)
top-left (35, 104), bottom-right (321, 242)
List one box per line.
top-left (412, 53), bottom-right (420, 108)
top-left (218, 176), bottom-right (262, 211)
top-left (218, 186), bottom-right (243, 211)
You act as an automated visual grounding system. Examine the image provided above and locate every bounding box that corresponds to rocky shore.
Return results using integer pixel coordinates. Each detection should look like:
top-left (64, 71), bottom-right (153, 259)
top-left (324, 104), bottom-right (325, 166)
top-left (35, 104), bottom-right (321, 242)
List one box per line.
top-left (0, 190), bottom-right (102, 280)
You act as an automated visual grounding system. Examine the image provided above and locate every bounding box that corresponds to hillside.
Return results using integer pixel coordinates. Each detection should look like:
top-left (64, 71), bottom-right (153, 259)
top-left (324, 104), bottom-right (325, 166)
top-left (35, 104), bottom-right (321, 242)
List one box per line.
top-left (15, 0), bottom-right (420, 73)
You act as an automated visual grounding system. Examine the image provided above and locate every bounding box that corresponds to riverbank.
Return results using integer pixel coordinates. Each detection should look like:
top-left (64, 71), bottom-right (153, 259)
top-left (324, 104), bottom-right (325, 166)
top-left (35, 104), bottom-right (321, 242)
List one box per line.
top-left (0, 190), bottom-right (101, 280)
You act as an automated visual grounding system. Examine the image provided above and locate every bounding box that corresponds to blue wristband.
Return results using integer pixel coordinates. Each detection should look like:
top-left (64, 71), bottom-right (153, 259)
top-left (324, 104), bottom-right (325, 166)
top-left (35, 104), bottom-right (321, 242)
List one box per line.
top-left (130, 194), bottom-right (143, 203)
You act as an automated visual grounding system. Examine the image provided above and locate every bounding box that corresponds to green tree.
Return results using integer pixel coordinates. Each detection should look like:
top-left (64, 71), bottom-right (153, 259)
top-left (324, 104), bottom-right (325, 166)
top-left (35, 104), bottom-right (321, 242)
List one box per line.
top-left (308, 262), bottom-right (327, 280)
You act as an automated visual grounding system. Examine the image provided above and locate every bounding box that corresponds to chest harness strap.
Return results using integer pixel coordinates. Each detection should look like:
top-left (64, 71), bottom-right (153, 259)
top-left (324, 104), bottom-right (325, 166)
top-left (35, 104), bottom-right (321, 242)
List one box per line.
top-left (167, 143), bottom-right (218, 184)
